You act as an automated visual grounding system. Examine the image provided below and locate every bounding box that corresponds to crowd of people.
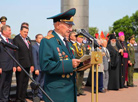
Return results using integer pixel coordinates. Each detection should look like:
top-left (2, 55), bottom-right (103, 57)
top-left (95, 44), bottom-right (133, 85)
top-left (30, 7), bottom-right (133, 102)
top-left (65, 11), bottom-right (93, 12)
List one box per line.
top-left (0, 8), bottom-right (137, 102)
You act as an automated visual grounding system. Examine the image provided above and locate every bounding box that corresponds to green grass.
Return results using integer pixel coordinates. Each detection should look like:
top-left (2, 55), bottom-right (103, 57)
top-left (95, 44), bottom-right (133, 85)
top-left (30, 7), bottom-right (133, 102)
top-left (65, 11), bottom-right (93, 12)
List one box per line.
top-left (134, 72), bottom-right (138, 79)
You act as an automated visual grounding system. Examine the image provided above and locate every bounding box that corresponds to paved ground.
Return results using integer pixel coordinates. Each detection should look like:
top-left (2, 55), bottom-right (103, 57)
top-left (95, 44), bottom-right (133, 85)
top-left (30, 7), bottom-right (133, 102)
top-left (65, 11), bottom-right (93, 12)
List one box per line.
top-left (77, 79), bottom-right (138, 102)
top-left (26, 71), bottom-right (138, 102)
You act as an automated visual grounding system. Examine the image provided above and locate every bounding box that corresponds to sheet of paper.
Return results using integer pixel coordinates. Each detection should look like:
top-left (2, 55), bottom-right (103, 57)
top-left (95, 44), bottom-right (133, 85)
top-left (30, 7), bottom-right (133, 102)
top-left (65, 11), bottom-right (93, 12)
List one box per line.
top-left (79, 54), bottom-right (91, 62)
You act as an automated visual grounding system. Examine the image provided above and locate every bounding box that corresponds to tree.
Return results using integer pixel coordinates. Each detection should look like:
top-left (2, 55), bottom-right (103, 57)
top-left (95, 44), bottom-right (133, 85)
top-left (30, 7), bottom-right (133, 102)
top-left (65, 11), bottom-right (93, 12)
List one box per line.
top-left (11, 34), bottom-right (16, 39)
top-left (112, 15), bottom-right (134, 40)
top-left (131, 10), bottom-right (138, 35)
top-left (89, 27), bottom-right (99, 37)
top-left (108, 26), bottom-right (113, 34)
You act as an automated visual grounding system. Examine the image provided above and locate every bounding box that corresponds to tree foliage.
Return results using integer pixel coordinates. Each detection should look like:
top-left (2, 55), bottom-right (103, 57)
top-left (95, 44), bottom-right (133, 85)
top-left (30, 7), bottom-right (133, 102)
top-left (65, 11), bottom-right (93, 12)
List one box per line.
top-left (89, 27), bottom-right (99, 37)
top-left (112, 10), bottom-right (138, 41)
top-left (11, 34), bottom-right (16, 39)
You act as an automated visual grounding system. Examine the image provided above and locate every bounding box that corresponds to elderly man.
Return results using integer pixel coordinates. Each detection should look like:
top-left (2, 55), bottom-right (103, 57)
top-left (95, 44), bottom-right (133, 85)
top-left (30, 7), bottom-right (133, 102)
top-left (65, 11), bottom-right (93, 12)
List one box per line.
top-left (101, 39), bottom-right (110, 92)
top-left (39, 8), bottom-right (80, 102)
top-left (107, 34), bottom-right (123, 90)
top-left (117, 31), bottom-right (130, 88)
top-left (0, 25), bottom-right (16, 102)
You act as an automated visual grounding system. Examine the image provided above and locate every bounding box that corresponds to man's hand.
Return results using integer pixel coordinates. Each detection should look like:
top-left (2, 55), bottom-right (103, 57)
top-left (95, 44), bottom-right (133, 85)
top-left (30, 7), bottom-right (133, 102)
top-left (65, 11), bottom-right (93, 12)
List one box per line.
top-left (35, 70), bottom-right (39, 75)
top-left (17, 66), bottom-right (22, 72)
top-left (30, 66), bottom-right (34, 73)
top-left (13, 67), bottom-right (16, 72)
top-left (119, 49), bottom-right (123, 53)
top-left (129, 62), bottom-right (132, 66)
top-left (128, 60), bottom-right (131, 64)
top-left (0, 68), bottom-right (2, 74)
top-left (72, 59), bottom-right (81, 68)
top-left (102, 52), bottom-right (105, 56)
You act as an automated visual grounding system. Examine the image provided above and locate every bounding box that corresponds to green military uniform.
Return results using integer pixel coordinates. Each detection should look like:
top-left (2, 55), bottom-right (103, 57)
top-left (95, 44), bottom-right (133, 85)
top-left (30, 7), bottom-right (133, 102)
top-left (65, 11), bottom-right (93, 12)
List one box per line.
top-left (39, 8), bottom-right (77, 102)
top-left (0, 16), bottom-right (7, 22)
top-left (127, 36), bottom-right (135, 86)
top-left (72, 35), bottom-right (85, 95)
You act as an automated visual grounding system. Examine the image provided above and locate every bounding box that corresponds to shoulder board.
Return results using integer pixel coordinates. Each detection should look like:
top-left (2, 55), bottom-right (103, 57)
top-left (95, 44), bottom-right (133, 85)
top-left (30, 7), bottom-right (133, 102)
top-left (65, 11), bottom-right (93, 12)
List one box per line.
top-left (45, 34), bottom-right (54, 39)
top-left (127, 44), bottom-right (130, 47)
top-left (73, 42), bottom-right (77, 46)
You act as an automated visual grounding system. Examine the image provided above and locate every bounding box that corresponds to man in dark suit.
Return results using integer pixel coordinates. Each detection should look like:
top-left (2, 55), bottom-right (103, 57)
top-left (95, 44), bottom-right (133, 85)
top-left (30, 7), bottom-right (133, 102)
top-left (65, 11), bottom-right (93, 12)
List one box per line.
top-left (13, 26), bottom-right (34, 102)
top-left (0, 25), bottom-right (16, 102)
top-left (32, 34), bottom-right (44, 100)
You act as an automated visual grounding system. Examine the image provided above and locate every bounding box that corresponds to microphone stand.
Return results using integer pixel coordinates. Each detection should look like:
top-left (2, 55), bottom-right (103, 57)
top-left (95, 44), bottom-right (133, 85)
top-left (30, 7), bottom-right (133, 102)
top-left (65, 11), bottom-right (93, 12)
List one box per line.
top-left (2, 46), bottom-right (54, 102)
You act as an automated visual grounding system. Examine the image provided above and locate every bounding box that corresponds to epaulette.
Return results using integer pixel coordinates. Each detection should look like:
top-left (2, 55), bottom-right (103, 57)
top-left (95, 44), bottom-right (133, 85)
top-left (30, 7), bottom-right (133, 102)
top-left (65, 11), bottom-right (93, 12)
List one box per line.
top-left (127, 43), bottom-right (130, 47)
top-left (73, 42), bottom-right (77, 46)
top-left (45, 34), bottom-right (54, 39)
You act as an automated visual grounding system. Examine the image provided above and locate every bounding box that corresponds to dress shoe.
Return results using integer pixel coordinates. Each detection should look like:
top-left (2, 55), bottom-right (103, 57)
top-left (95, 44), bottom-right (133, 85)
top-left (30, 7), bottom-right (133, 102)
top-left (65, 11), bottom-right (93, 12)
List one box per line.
top-left (124, 85), bottom-right (128, 88)
top-left (128, 85), bottom-right (137, 87)
top-left (99, 90), bottom-right (106, 93)
top-left (77, 93), bottom-right (80, 96)
top-left (79, 93), bottom-right (86, 96)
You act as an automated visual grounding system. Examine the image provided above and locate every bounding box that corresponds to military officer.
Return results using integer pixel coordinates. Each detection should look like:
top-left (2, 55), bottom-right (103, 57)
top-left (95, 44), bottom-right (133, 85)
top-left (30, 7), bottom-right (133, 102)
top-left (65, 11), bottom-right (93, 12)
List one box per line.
top-left (39, 8), bottom-right (81, 102)
top-left (72, 34), bottom-right (86, 96)
top-left (0, 16), bottom-right (7, 25)
top-left (127, 35), bottom-right (137, 87)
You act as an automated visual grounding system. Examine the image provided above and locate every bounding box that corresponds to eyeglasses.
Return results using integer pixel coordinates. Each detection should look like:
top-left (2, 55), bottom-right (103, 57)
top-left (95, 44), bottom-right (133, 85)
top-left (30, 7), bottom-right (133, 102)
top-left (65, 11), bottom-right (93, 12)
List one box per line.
top-left (62, 22), bottom-right (72, 28)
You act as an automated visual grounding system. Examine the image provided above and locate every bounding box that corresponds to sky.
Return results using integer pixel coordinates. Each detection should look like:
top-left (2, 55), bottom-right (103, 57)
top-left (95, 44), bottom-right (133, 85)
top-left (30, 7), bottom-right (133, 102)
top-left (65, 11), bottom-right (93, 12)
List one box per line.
top-left (0, 0), bottom-right (138, 39)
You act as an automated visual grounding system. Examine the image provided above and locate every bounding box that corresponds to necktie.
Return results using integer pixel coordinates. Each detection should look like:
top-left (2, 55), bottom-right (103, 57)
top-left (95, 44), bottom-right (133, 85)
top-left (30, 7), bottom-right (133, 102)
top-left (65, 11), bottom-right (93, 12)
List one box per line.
top-left (24, 38), bottom-right (29, 48)
top-left (6, 38), bottom-right (9, 43)
top-left (63, 38), bottom-right (72, 57)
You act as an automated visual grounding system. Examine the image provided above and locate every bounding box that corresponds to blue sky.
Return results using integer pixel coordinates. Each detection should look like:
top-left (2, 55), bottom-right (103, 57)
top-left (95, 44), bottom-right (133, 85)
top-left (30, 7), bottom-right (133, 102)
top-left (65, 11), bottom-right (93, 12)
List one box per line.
top-left (0, 0), bottom-right (138, 39)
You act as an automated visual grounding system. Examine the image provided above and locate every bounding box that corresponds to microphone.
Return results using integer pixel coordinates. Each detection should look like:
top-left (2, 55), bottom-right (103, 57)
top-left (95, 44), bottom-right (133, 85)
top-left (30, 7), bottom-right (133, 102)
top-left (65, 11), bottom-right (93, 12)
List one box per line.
top-left (0, 38), bottom-right (19, 50)
top-left (76, 29), bottom-right (101, 47)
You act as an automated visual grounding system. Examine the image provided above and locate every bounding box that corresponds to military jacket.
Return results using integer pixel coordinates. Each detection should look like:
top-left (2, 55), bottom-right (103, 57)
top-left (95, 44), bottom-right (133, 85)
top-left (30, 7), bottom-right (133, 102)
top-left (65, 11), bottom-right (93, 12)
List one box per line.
top-left (127, 43), bottom-right (135, 64)
top-left (39, 31), bottom-right (76, 102)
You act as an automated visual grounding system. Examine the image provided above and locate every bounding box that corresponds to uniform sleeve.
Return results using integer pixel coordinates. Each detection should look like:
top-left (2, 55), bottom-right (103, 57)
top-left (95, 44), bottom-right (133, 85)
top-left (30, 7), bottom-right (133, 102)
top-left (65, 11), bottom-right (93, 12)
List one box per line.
top-left (39, 38), bottom-right (73, 74)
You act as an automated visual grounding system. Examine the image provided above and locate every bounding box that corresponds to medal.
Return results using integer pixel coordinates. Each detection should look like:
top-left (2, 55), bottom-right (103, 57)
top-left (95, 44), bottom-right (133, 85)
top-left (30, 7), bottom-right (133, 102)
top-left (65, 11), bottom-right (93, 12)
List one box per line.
top-left (62, 74), bottom-right (65, 78)
top-left (70, 73), bottom-right (73, 76)
top-left (66, 74), bottom-right (70, 78)
top-left (62, 52), bottom-right (65, 55)
top-left (58, 53), bottom-right (62, 56)
top-left (57, 47), bottom-right (60, 52)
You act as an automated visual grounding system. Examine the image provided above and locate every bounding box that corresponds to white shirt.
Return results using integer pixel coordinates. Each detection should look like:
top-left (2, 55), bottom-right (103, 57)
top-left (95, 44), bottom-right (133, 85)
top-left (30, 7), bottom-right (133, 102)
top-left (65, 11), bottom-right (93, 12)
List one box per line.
top-left (37, 42), bottom-right (40, 46)
top-left (130, 43), bottom-right (133, 46)
top-left (71, 40), bottom-right (76, 44)
top-left (77, 42), bottom-right (81, 46)
top-left (54, 30), bottom-right (66, 45)
top-left (1, 34), bottom-right (7, 42)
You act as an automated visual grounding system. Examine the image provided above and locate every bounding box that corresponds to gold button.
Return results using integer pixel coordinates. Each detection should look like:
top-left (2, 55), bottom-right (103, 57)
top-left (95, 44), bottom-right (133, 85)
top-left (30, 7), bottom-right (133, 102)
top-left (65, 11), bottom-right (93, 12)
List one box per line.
top-left (66, 74), bottom-right (70, 78)
top-left (62, 74), bottom-right (65, 78)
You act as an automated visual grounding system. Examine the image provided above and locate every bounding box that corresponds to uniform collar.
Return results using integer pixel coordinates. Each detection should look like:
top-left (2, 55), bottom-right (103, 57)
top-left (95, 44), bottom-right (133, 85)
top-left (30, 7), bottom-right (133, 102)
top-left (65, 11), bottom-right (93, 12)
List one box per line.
top-left (54, 30), bottom-right (65, 45)
top-left (129, 43), bottom-right (133, 46)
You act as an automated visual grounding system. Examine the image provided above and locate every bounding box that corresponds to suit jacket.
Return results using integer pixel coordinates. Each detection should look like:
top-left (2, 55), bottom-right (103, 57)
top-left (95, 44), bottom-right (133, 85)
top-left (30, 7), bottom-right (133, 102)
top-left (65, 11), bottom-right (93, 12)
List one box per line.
top-left (32, 43), bottom-right (41, 71)
top-left (0, 35), bottom-right (15, 71)
top-left (39, 31), bottom-right (76, 102)
top-left (13, 34), bottom-right (34, 68)
top-left (102, 47), bottom-right (110, 71)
